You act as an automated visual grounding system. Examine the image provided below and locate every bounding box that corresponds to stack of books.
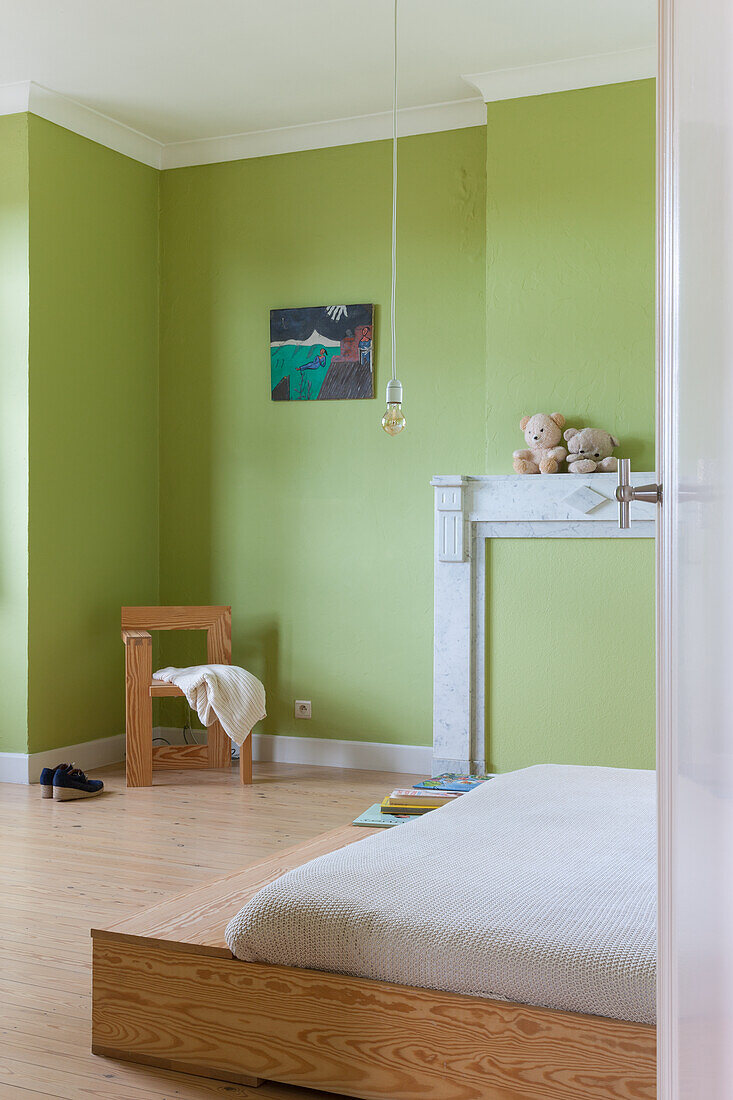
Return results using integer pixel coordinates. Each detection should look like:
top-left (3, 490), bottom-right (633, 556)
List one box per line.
top-left (352, 772), bottom-right (494, 828)
top-left (380, 788), bottom-right (460, 815)
top-left (414, 773), bottom-right (493, 792)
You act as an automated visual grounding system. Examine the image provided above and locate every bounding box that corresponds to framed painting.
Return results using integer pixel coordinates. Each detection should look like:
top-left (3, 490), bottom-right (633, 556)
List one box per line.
top-left (270, 304), bottom-right (374, 401)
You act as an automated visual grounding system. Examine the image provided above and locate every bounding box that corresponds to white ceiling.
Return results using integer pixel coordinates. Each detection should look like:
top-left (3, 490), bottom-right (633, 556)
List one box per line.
top-left (1, 0), bottom-right (656, 146)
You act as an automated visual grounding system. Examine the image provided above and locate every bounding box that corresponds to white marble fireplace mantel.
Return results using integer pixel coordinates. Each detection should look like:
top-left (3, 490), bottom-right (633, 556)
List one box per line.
top-left (431, 473), bottom-right (656, 776)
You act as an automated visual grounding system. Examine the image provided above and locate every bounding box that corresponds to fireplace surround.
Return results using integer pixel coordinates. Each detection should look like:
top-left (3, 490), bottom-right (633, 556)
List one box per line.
top-left (431, 473), bottom-right (656, 775)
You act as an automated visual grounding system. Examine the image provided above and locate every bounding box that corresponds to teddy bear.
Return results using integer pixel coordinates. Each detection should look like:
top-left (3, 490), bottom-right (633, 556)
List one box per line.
top-left (563, 427), bottom-right (620, 473)
top-left (513, 413), bottom-right (567, 474)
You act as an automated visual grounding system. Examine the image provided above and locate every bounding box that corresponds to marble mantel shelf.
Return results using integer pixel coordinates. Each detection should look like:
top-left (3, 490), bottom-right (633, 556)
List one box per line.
top-left (431, 473), bottom-right (656, 776)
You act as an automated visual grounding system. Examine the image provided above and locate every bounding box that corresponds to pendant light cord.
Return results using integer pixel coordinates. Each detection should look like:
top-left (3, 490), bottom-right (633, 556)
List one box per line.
top-left (390, 0), bottom-right (398, 384)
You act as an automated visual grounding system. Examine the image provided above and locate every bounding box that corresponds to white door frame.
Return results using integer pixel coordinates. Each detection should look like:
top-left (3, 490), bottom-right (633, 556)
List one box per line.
top-left (655, 0), bottom-right (676, 1093)
top-left (656, 0), bottom-right (733, 1093)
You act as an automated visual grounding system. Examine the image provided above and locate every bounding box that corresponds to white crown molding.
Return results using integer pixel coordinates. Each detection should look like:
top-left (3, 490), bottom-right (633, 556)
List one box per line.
top-left (0, 50), bottom-right (655, 172)
top-left (0, 81), bottom-right (163, 168)
top-left (0, 80), bottom-right (483, 170)
top-left (160, 98), bottom-right (486, 170)
top-left (463, 46), bottom-right (656, 103)
top-left (0, 80), bottom-right (32, 115)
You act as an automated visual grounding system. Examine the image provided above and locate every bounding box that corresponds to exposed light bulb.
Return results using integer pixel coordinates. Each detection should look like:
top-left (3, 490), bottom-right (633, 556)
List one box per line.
top-left (382, 378), bottom-right (406, 436)
top-left (382, 403), bottom-right (406, 436)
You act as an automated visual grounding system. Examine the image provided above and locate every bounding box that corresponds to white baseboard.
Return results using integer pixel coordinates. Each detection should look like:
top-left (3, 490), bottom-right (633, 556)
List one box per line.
top-left (156, 727), bottom-right (431, 775)
top-left (0, 734), bottom-right (127, 785)
top-left (0, 753), bottom-right (33, 784)
top-left (251, 732), bottom-right (431, 774)
top-left (0, 729), bottom-right (431, 784)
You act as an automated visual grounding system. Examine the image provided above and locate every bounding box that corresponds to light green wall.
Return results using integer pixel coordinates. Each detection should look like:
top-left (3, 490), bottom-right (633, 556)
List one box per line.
top-left (158, 79), bottom-right (655, 770)
top-left (3, 78), bottom-right (655, 765)
top-left (26, 116), bottom-right (160, 753)
top-left (0, 115), bottom-right (29, 754)
top-left (485, 82), bottom-right (655, 467)
top-left (158, 129), bottom-right (488, 744)
top-left (484, 81), bottom-right (656, 771)
top-left (488, 539), bottom-right (655, 771)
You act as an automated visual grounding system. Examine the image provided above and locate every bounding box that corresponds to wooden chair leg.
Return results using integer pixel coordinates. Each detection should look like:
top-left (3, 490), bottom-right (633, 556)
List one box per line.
top-left (124, 635), bottom-right (152, 787)
top-left (239, 734), bottom-right (253, 785)
top-left (207, 718), bottom-right (231, 768)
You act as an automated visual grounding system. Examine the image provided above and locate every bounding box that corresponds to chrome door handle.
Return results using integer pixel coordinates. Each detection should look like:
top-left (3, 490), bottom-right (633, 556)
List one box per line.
top-left (616, 458), bottom-right (663, 529)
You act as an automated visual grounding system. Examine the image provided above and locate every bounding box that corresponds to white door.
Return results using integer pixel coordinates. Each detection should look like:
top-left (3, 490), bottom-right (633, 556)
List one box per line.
top-left (658, 0), bottom-right (733, 1095)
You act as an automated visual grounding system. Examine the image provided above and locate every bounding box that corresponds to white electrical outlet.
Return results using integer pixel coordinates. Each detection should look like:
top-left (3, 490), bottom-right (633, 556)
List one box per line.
top-left (295, 700), bottom-right (312, 719)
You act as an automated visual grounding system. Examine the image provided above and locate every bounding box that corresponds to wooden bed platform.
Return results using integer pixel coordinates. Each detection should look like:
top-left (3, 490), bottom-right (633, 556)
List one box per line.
top-left (91, 825), bottom-right (657, 1100)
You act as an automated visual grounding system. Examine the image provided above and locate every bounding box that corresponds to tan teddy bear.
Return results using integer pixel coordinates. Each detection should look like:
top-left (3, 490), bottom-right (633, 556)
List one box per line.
top-left (563, 427), bottom-right (620, 473)
top-left (513, 413), bottom-right (567, 474)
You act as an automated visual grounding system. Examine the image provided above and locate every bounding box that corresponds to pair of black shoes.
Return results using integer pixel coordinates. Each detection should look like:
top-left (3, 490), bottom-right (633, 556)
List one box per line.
top-left (39, 763), bottom-right (104, 801)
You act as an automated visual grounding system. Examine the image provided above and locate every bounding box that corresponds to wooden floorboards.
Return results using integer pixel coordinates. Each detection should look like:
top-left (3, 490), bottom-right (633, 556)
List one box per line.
top-left (96, 823), bottom-right (379, 956)
top-left (0, 759), bottom-right (417, 1099)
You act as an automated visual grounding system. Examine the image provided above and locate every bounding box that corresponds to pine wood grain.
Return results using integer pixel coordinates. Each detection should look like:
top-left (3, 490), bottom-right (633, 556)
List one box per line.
top-left (92, 819), bottom-right (656, 1100)
top-left (152, 745), bottom-right (209, 768)
top-left (94, 823), bottom-right (379, 956)
top-left (122, 606), bottom-right (235, 783)
top-left (207, 722), bottom-right (231, 769)
top-left (207, 609), bottom-right (232, 664)
top-left (122, 606), bottom-right (231, 631)
top-left (1, 759), bottom-right (409, 1099)
top-left (124, 631), bottom-right (152, 787)
top-left (149, 680), bottom-right (185, 697)
top-left (239, 735), bottom-right (253, 784)
top-left (92, 939), bottom-right (656, 1100)
top-left (206, 609), bottom-right (232, 769)
top-left (121, 628), bottom-right (153, 642)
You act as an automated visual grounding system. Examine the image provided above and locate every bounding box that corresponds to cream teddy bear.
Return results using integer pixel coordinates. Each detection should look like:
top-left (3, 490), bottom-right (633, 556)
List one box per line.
top-left (563, 427), bottom-right (620, 473)
top-left (513, 413), bottom-right (567, 474)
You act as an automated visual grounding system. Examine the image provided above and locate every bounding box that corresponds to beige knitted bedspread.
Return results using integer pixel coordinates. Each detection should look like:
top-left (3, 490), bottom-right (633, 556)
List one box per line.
top-left (225, 764), bottom-right (656, 1024)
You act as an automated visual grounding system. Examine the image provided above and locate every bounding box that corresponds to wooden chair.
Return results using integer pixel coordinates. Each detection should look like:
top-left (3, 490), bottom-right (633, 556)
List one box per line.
top-left (121, 606), bottom-right (253, 787)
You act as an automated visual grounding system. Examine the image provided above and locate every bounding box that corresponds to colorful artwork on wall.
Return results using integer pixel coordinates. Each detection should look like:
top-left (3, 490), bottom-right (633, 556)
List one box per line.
top-left (270, 304), bottom-right (374, 401)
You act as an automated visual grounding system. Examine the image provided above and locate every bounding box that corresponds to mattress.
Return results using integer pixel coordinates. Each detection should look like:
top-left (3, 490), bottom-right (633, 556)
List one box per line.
top-left (225, 764), bottom-right (656, 1024)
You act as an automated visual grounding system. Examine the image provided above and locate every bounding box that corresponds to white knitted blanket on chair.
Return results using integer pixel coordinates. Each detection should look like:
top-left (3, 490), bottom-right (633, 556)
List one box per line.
top-left (153, 664), bottom-right (266, 747)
